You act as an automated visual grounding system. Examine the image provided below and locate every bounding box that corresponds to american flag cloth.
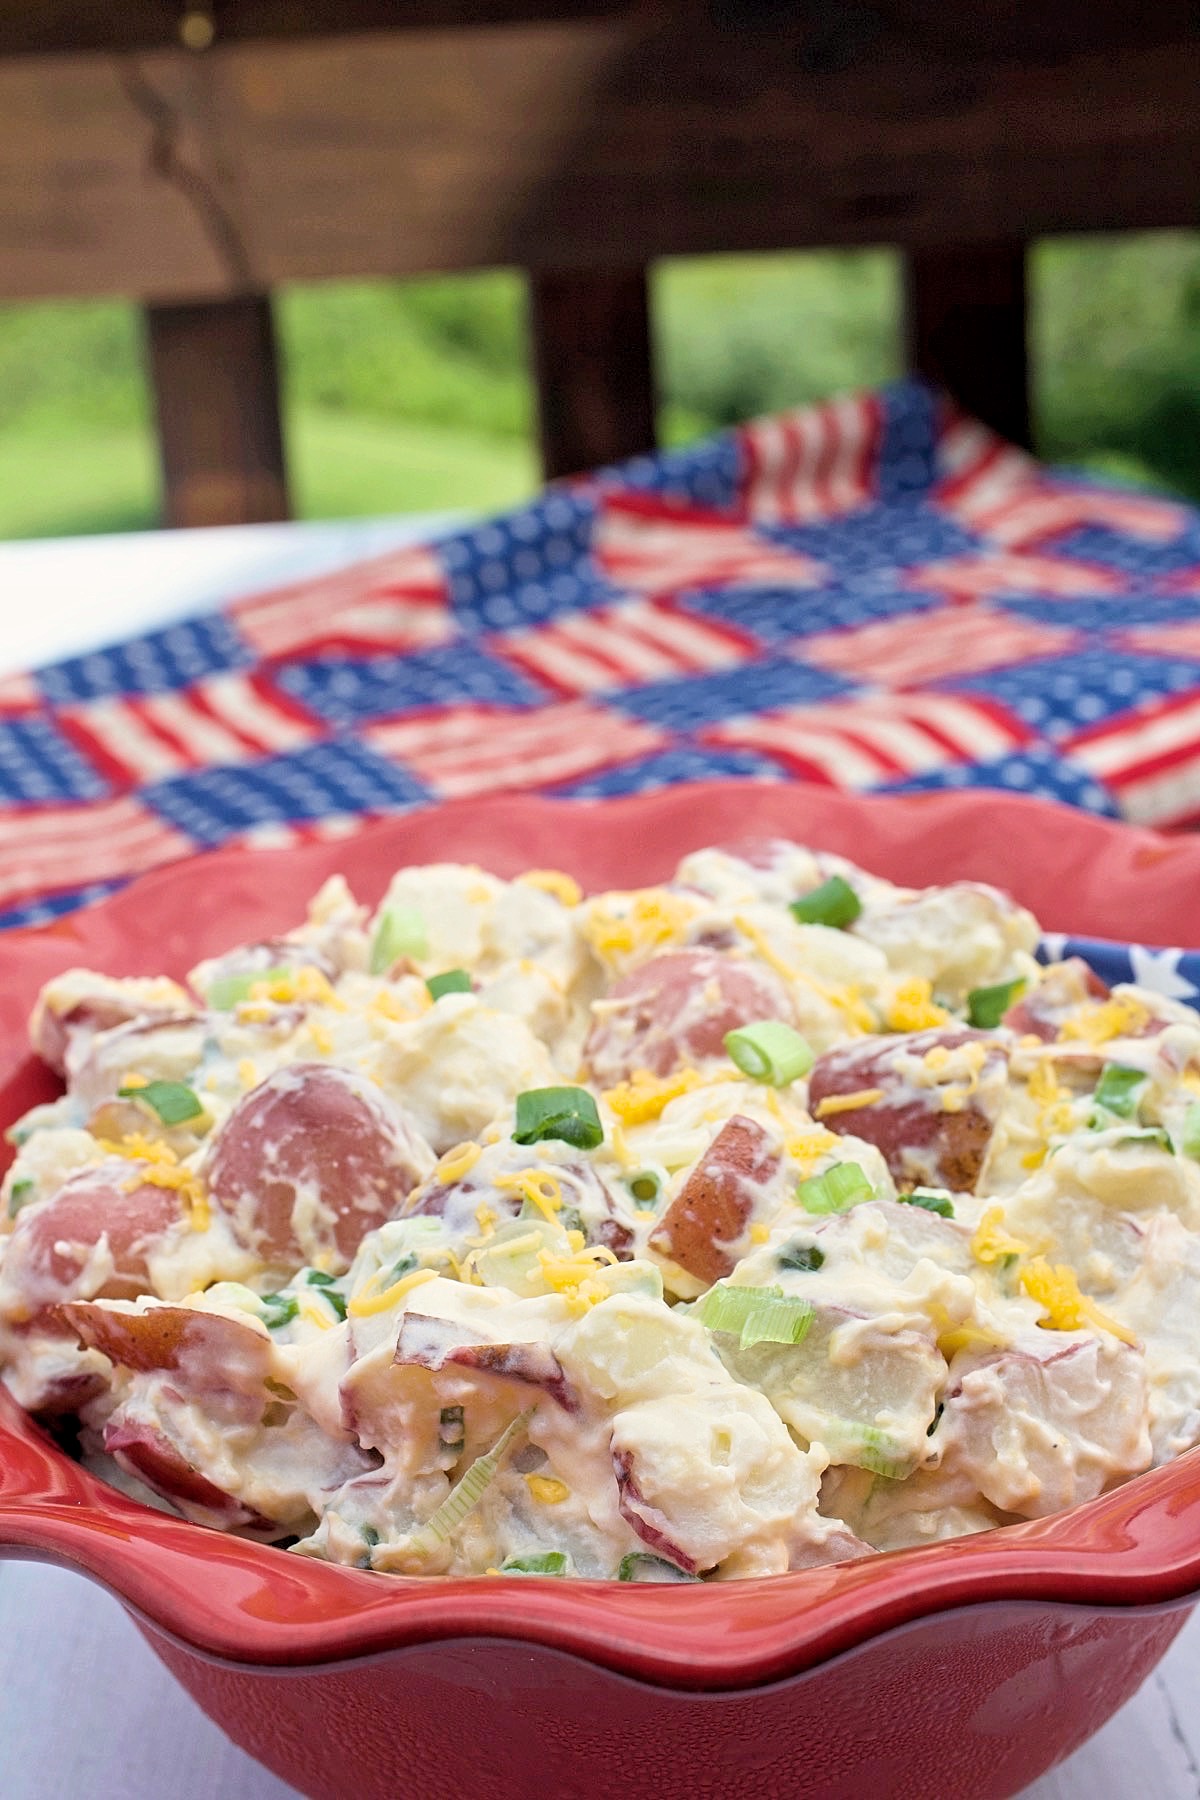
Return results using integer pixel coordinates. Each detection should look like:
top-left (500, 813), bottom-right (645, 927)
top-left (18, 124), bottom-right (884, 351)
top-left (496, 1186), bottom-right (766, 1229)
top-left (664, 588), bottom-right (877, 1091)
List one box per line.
top-left (5, 379), bottom-right (1200, 967)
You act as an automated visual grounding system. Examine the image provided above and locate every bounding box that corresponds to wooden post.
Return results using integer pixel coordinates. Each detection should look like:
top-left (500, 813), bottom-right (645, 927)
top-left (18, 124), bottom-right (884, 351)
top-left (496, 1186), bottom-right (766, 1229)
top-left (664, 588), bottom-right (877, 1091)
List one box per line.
top-left (144, 295), bottom-right (290, 528)
top-left (904, 243), bottom-right (1031, 448)
top-left (527, 266), bottom-right (657, 480)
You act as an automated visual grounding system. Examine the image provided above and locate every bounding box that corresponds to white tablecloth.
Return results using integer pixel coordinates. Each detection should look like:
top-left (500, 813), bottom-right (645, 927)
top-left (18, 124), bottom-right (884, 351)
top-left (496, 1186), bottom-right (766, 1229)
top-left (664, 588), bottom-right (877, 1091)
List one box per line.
top-left (1, 518), bottom-right (1198, 1800)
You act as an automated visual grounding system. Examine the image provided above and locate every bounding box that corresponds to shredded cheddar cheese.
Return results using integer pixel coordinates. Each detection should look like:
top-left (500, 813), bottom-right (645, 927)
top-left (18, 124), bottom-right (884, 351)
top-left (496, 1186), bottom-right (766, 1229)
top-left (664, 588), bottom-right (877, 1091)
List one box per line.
top-left (1059, 995), bottom-right (1150, 1046)
top-left (603, 1066), bottom-right (708, 1126)
top-left (536, 1244), bottom-right (618, 1314)
top-left (749, 1222), bottom-right (769, 1244)
top-left (971, 1204), bottom-right (1030, 1265)
top-left (517, 869), bottom-right (582, 907)
top-left (370, 989), bottom-right (414, 1023)
top-left (436, 1142), bottom-right (482, 1184)
top-left (814, 1087), bottom-right (885, 1118)
top-left (348, 1265), bottom-right (437, 1319)
top-left (493, 1169), bottom-right (564, 1225)
top-left (1020, 1257), bottom-right (1138, 1346)
top-left (886, 978), bottom-right (950, 1033)
top-left (237, 1058), bottom-right (260, 1090)
top-left (585, 889), bottom-right (699, 962)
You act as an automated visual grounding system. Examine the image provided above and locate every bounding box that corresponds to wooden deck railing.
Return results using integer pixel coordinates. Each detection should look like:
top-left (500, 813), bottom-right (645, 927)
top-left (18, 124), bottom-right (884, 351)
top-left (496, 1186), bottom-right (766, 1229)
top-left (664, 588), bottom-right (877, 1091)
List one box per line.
top-left (0, 2), bottom-right (1196, 526)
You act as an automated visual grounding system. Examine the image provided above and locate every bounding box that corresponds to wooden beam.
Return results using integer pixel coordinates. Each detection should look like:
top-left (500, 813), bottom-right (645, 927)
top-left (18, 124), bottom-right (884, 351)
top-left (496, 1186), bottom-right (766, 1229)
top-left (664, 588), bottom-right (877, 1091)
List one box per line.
top-left (528, 265), bottom-right (656, 478)
top-left (1, 21), bottom-right (1198, 304)
top-left (904, 243), bottom-right (1029, 447)
top-left (0, 1), bottom-right (624, 60)
top-left (144, 295), bottom-right (289, 528)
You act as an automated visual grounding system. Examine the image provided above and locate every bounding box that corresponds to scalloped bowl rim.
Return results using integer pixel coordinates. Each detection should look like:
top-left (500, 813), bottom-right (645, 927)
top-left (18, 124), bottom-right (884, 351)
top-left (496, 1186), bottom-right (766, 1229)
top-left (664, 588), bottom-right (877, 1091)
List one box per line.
top-left (0, 780), bottom-right (1199, 1691)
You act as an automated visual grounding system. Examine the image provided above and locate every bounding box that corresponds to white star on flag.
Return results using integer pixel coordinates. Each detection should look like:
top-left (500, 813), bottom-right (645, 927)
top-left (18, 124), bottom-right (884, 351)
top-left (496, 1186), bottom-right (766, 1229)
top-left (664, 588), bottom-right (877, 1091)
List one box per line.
top-left (1039, 933), bottom-right (1068, 964)
top-left (1128, 944), bottom-right (1200, 1001)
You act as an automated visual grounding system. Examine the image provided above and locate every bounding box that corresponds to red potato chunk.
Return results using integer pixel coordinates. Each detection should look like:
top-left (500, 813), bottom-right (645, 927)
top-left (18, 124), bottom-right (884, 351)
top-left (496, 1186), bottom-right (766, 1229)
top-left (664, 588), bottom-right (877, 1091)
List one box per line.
top-left (612, 1446), bottom-right (700, 1575)
top-left (935, 1335), bottom-right (1151, 1517)
top-left (104, 1419), bottom-right (274, 1529)
top-left (204, 1063), bottom-right (434, 1270)
top-left (394, 1311), bottom-right (580, 1414)
top-left (405, 1145), bottom-right (634, 1260)
top-left (68, 1013), bottom-right (209, 1110)
top-left (191, 937), bottom-right (338, 1001)
top-left (0, 1161), bottom-right (185, 1317)
top-left (583, 948), bottom-right (795, 1088)
top-left (806, 1028), bottom-right (1008, 1194)
top-left (63, 1299), bottom-right (271, 1392)
top-left (1003, 958), bottom-right (1110, 1042)
top-left (30, 973), bottom-right (197, 1079)
top-left (650, 1115), bottom-right (781, 1285)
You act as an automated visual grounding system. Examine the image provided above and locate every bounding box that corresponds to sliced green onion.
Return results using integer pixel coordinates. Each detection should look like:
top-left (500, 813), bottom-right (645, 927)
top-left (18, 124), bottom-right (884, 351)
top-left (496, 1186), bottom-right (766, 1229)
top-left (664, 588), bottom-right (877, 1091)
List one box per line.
top-left (406, 1409), bottom-right (532, 1557)
top-left (1180, 1103), bottom-right (1200, 1159)
top-left (259, 1293), bottom-right (299, 1330)
top-left (1110, 1127), bottom-right (1173, 1154)
top-left (617, 1553), bottom-right (700, 1583)
top-left (513, 1087), bottom-right (603, 1151)
top-left (778, 1241), bottom-right (824, 1273)
top-left (966, 978), bottom-right (1026, 1029)
top-left (724, 1020), bottom-right (814, 1086)
top-left (1092, 1063), bottom-right (1148, 1121)
top-left (855, 1426), bottom-right (910, 1481)
top-left (426, 968), bottom-right (472, 1001)
top-left (500, 1551), bottom-right (570, 1577)
top-left (900, 1189), bottom-right (955, 1218)
top-left (699, 1281), bottom-right (813, 1350)
top-left (797, 1163), bottom-right (874, 1215)
top-left (117, 1079), bottom-right (205, 1126)
top-left (7, 1177), bottom-right (34, 1219)
top-left (300, 1268), bottom-right (347, 1319)
top-left (361, 1524), bottom-right (380, 1548)
top-left (625, 1168), bottom-right (666, 1210)
top-left (738, 1293), bottom-right (815, 1349)
top-left (370, 904), bottom-right (428, 975)
top-left (207, 965), bottom-right (293, 1009)
top-left (790, 875), bottom-right (862, 929)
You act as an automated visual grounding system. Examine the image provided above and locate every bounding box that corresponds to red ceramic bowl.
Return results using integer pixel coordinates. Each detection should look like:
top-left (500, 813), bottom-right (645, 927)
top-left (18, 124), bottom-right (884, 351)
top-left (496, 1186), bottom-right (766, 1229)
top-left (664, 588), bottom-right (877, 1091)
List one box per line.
top-left (2, 781), bottom-right (1200, 1800)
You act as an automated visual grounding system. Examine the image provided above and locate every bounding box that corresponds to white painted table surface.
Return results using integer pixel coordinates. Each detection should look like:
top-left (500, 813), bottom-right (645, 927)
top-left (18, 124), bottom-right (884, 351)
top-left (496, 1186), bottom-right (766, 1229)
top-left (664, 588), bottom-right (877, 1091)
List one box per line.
top-left (0, 519), bottom-right (1198, 1800)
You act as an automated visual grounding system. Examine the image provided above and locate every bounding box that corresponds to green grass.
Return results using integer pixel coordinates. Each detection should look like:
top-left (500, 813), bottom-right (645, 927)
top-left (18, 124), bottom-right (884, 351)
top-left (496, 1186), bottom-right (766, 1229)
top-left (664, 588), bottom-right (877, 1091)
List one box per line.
top-left (288, 407), bottom-right (536, 519)
top-left (0, 236), bottom-right (1196, 540)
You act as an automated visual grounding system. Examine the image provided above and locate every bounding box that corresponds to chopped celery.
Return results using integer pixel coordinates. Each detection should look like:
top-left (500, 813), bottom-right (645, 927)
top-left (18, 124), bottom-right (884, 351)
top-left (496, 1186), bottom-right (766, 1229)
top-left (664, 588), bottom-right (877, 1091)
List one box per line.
top-left (789, 875), bottom-right (862, 928)
top-left (700, 1281), bottom-right (813, 1349)
top-left (1091, 1064), bottom-right (1148, 1121)
top-left (966, 978), bottom-right (1026, 1029)
top-left (724, 1020), bottom-right (815, 1086)
top-left (797, 1163), bottom-right (873, 1215)
top-left (1181, 1103), bottom-right (1200, 1159)
top-left (500, 1551), bottom-right (570, 1577)
top-left (617, 1553), bottom-right (699, 1583)
top-left (426, 968), bottom-right (473, 1001)
top-left (117, 1078), bottom-right (205, 1126)
top-left (370, 904), bottom-right (428, 975)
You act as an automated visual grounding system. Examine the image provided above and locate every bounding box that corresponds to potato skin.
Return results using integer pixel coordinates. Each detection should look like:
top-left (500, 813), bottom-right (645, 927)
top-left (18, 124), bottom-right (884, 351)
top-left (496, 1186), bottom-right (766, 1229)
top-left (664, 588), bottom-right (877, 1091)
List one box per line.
top-left (651, 1115), bottom-right (780, 1285)
top-left (807, 1028), bottom-right (1008, 1193)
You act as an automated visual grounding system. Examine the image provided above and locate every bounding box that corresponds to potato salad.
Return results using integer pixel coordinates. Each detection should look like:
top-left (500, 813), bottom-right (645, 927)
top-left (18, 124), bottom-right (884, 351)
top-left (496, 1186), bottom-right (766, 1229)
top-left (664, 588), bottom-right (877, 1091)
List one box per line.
top-left (3, 839), bottom-right (1199, 1583)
